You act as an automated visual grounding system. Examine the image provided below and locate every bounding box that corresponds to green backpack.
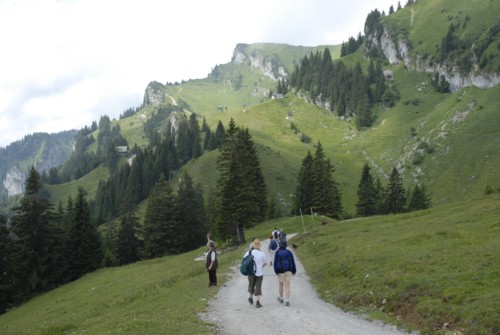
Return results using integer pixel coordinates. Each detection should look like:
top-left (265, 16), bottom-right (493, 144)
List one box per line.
top-left (240, 249), bottom-right (256, 276)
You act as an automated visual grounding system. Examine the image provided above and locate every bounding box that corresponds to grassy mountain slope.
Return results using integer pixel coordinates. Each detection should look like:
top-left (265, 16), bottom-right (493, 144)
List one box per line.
top-left (47, 53), bottom-right (500, 215)
top-left (162, 61), bottom-right (500, 214)
top-left (384, 0), bottom-right (500, 72)
top-left (1, 194), bottom-right (498, 334)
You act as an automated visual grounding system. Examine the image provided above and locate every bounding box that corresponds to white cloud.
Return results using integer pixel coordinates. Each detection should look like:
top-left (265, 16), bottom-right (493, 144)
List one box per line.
top-left (0, 0), bottom-right (396, 147)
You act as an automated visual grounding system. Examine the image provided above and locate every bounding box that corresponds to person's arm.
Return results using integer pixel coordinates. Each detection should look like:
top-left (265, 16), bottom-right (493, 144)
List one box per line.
top-left (291, 252), bottom-right (297, 275)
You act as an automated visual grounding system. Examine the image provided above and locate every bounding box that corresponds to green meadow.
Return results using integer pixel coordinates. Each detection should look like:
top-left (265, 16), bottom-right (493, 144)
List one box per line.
top-left (1, 194), bottom-right (498, 335)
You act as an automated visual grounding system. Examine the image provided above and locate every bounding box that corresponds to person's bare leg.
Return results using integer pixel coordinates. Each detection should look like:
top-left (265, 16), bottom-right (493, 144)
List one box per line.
top-left (285, 281), bottom-right (291, 301)
top-left (278, 280), bottom-right (284, 303)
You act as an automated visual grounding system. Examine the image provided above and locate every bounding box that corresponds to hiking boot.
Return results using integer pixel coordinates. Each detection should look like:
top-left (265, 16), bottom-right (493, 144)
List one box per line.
top-left (285, 301), bottom-right (290, 306)
top-left (277, 297), bottom-right (283, 304)
top-left (256, 301), bottom-right (262, 308)
top-left (248, 297), bottom-right (253, 305)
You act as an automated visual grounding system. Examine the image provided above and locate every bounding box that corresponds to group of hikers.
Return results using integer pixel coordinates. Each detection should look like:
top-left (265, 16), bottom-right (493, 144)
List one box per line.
top-left (205, 228), bottom-right (297, 308)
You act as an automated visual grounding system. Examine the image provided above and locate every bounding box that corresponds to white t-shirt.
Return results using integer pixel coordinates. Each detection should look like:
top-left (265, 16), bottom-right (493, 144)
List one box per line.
top-left (243, 248), bottom-right (267, 276)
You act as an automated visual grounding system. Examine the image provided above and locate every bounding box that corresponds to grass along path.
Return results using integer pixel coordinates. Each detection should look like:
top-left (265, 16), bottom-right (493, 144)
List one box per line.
top-left (202, 235), bottom-right (415, 335)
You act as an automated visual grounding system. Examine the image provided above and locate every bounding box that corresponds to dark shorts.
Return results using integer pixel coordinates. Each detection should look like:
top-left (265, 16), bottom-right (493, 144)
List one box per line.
top-left (248, 275), bottom-right (263, 296)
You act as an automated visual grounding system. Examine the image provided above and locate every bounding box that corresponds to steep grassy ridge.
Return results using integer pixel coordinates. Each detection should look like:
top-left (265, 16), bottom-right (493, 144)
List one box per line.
top-left (384, 0), bottom-right (500, 71)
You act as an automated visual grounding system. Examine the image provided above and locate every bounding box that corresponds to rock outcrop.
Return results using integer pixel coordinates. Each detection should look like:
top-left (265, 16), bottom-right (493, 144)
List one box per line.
top-left (367, 29), bottom-right (500, 92)
top-left (3, 166), bottom-right (25, 197)
top-left (143, 81), bottom-right (166, 106)
top-left (231, 44), bottom-right (288, 81)
top-left (0, 131), bottom-right (76, 198)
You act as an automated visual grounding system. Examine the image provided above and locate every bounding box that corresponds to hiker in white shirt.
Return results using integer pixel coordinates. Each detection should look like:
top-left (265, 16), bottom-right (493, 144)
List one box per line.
top-left (243, 238), bottom-right (267, 308)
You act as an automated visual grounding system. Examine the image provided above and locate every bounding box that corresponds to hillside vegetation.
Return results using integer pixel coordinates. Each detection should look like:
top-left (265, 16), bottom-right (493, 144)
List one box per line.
top-left (1, 194), bottom-right (498, 335)
top-left (2, 0), bottom-right (499, 333)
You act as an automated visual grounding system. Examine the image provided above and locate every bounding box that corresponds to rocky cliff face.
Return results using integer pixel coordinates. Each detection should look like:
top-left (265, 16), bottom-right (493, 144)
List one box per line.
top-left (3, 166), bottom-right (24, 197)
top-left (231, 44), bottom-right (288, 81)
top-left (367, 29), bottom-right (500, 92)
top-left (0, 131), bottom-right (76, 198)
top-left (143, 81), bottom-right (166, 106)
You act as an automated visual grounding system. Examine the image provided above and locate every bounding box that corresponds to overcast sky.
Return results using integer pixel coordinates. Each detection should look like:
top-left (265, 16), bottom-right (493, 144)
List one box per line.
top-left (0, 0), bottom-right (396, 147)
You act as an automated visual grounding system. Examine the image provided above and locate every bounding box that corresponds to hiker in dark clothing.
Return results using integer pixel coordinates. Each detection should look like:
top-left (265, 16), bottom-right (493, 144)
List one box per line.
top-left (274, 239), bottom-right (296, 306)
top-left (206, 241), bottom-right (218, 287)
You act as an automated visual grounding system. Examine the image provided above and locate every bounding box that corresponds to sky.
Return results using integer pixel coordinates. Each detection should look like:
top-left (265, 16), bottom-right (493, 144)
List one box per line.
top-left (0, 0), bottom-right (397, 147)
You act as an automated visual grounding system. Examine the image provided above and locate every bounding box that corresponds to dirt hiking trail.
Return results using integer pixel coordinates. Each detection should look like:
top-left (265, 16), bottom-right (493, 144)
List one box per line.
top-left (202, 234), bottom-right (416, 335)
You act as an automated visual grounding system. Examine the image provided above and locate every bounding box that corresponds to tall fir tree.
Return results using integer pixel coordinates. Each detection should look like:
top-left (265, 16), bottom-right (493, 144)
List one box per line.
top-left (385, 167), bottom-right (407, 214)
top-left (117, 210), bottom-right (142, 265)
top-left (0, 214), bottom-right (14, 313)
top-left (356, 163), bottom-right (377, 216)
top-left (124, 160), bottom-right (143, 208)
top-left (408, 184), bottom-right (432, 211)
top-left (45, 204), bottom-right (69, 288)
top-left (293, 151), bottom-right (315, 215)
top-left (143, 176), bottom-right (179, 257)
top-left (67, 187), bottom-right (103, 281)
top-left (176, 172), bottom-right (207, 251)
top-left (9, 166), bottom-right (53, 299)
top-left (311, 142), bottom-right (343, 219)
top-left (373, 177), bottom-right (386, 215)
top-left (213, 119), bottom-right (267, 244)
top-left (189, 113), bottom-right (203, 159)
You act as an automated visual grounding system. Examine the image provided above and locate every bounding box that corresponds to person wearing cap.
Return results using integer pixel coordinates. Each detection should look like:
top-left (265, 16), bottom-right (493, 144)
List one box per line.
top-left (243, 238), bottom-right (267, 308)
top-left (273, 239), bottom-right (296, 306)
top-left (206, 240), bottom-right (218, 287)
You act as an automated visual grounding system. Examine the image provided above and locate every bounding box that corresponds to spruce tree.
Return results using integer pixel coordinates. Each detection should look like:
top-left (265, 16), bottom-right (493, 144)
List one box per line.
top-left (0, 214), bottom-right (14, 313)
top-left (188, 113), bottom-right (202, 159)
top-left (408, 184), bottom-right (432, 211)
top-left (143, 176), bottom-right (179, 257)
top-left (124, 160), bottom-right (142, 208)
top-left (356, 163), bottom-right (377, 216)
top-left (374, 177), bottom-right (386, 215)
top-left (294, 151), bottom-right (314, 215)
top-left (311, 142), bottom-right (343, 218)
top-left (45, 204), bottom-right (69, 288)
top-left (385, 167), bottom-right (407, 213)
top-left (117, 210), bottom-right (142, 265)
top-left (176, 172), bottom-right (207, 251)
top-left (67, 187), bottom-right (103, 281)
top-left (213, 119), bottom-right (267, 244)
top-left (10, 166), bottom-right (53, 298)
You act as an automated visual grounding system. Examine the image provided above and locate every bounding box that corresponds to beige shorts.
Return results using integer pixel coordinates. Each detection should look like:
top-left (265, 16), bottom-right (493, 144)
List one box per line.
top-left (277, 271), bottom-right (292, 283)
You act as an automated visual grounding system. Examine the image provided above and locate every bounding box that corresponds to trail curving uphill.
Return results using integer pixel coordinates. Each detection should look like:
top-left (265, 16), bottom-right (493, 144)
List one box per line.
top-left (202, 235), bottom-right (415, 335)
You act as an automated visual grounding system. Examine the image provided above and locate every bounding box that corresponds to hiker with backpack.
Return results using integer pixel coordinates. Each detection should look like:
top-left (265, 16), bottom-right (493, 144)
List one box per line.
top-left (273, 238), bottom-right (296, 306)
top-left (242, 239), bottom-right (267, 308)
top-left (268, 234), bottom-right (278, 265)
top-left (272, 227), bottom-right (279, 240)
top-left (206, 240), bottom-right (218, 287)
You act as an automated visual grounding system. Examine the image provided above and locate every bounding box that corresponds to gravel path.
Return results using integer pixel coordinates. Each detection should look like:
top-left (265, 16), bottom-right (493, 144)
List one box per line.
top-left (201, 235), bottom-right (415, 335)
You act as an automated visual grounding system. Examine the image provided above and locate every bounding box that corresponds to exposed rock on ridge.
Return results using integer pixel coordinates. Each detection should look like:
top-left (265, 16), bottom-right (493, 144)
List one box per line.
top-left (231, 44), bottom-right (288, 81)
top-left (367, 29), bottom-right (500, 92)
top-left (3, 166), bottom-right (24, 197)
top-left (143, 81), bottom-right (166, 106)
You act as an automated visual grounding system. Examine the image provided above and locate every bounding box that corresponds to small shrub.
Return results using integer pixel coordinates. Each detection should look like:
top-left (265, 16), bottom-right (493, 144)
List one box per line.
top-left (410, 127), bottom-right (417, 137)
top-left (418, 141), bottom-right (429, 149)
top-left (300, 133), bottom-right (312, 143)
top-left (412, 153), bottom-right (424, 165)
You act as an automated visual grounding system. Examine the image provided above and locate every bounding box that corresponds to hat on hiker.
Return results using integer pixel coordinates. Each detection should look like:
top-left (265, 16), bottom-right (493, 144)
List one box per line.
top-left (252, 239), bottom-right (262, 249)
top-left (279, 240), bottom-right (287, 248)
